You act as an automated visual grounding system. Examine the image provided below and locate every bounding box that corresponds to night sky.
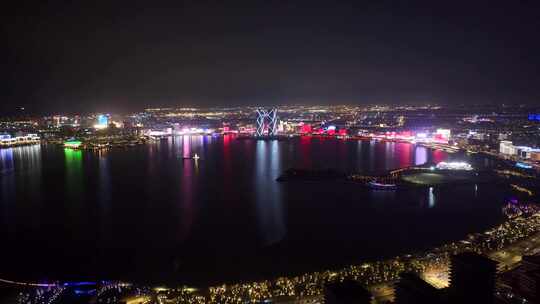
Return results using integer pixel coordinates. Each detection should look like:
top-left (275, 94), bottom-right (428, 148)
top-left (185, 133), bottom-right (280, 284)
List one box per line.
top-left (2, 1), bottom-right (540, 114)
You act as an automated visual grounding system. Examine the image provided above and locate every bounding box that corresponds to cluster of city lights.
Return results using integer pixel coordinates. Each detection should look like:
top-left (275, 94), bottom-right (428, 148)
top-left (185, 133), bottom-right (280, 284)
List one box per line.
top-left (434, 161), bottom-right (473, 171)
top-left (63, 140), bottom-right (82, 149)
top-left (114, 205), bottom-right (540, 303)
top-left (0, 134), bottom-right (40, 147)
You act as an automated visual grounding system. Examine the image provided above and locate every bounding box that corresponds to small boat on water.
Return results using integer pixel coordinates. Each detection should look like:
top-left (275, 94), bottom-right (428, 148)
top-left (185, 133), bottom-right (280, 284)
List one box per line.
top-left (182, 153), bottom-right (200, 160)
top-left (368, 181), bottom-right (397, 190)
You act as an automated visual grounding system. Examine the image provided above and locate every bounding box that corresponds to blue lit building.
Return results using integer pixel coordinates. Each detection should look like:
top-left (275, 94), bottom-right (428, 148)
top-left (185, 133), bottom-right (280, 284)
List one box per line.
top-left (98, 114), bottom-right (108, 126)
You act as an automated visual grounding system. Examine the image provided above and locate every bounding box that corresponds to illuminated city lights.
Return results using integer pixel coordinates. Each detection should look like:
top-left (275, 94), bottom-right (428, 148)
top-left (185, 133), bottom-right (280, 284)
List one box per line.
top-left (516, 162), bottom-right (533, 169)
top-left (528, 114), bottom-right (540, 121)
top-left (63, 140), bottom-right (82, 149)
top-left (256, 108), bottom-right (278, 136)
top-left (3, 2), bottom-right (540, 303)
top-left (0, 134), bottom-right (40, 147)
top-left (1, 104), bottom-right (540, 303)
top-left (435, 161), bottom-right (473, 171)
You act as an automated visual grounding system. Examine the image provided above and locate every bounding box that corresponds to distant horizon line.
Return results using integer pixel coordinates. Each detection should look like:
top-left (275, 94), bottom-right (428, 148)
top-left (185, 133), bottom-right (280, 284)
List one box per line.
top-left (1, 102), bottom-right (539, 118)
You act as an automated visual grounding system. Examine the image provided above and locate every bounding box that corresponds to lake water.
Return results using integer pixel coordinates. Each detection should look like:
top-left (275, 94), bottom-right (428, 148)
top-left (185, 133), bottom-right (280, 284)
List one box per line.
top-left (0, 136), bottom-right (509, 285)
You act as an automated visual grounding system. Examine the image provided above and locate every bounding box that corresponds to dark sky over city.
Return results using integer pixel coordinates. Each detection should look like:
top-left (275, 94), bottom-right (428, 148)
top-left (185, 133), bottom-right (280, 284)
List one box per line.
top-left (2, 1), bottom-right (540, 114)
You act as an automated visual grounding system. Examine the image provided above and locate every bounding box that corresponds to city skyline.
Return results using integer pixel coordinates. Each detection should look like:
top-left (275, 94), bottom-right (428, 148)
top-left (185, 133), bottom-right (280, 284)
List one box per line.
top-left (1, 99), bottom-right (540, 303)
top-left (2, 2), bottom-right (540, 303)
top-left (5, 101), bottom-right (540, 117)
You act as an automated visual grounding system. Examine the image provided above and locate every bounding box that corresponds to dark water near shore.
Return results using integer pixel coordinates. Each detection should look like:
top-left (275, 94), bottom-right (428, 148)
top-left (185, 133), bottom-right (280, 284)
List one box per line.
top-left (0, 136), bottom-right (510, 285)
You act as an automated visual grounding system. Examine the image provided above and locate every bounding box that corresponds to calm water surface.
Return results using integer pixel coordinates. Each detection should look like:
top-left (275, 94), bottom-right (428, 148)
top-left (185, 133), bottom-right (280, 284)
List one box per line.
top-left (0, 136), bottom-right (509, 285)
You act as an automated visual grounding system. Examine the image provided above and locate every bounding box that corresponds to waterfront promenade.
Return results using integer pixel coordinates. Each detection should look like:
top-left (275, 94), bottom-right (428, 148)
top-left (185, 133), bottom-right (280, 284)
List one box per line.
top-left (141, 203), bottom-right (540, 304)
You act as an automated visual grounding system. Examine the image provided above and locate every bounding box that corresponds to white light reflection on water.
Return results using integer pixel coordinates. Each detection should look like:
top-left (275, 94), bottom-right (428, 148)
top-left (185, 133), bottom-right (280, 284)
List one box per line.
top-left (429, 187), bottom-right (436, 208)
top-left (255, 140), bottom-right (286, 246)
top-left (415, 146), bottom-right (428, 165)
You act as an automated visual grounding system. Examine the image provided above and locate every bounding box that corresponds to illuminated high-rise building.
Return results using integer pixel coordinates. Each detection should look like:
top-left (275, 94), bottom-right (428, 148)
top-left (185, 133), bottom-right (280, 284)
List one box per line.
top-left (94, 114), bottom-right (109, 129)
top-left (509, 255), bottom-right (540, 302)
top-left (448, 252), bottom-right (497, 304)
top-left (500, 140), bottom-right (516, 155)
top-left (435, 128), bottom-right (451, 141)
top-left (98, 114), bottom-right (108, 126)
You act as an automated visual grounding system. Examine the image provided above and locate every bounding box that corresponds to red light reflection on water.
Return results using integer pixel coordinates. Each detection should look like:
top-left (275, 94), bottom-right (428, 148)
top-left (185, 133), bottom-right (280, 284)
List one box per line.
top-left (179, 157), bottom-right (194, 241)
top-left (432, 149), bottom-right (447, 164)
top-left (178, 136), bottom-right (196, 241)
top-left (397, 143), bottom-right (411, 168)
top-left (223, 134), bottom-right (233, 176)
top-left (299, 136), bottom-right (312, 168)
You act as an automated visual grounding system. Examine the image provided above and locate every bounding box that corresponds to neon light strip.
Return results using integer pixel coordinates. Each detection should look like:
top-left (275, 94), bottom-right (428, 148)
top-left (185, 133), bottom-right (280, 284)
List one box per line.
top-left (0, 277), bottom-right (57, 287)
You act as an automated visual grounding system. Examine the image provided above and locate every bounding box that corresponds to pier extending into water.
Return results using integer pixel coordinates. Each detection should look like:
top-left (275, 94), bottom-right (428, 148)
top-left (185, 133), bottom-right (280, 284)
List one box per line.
top-left (278, 165), bottom-right (493, 188)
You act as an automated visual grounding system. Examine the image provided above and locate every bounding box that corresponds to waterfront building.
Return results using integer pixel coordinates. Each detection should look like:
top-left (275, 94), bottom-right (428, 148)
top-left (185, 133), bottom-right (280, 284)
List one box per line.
top-left (256, 108), bottom-right (278, 136)
top-left (46, 115), bottom-right (77, 128)
top-left (500, 140), bottom-right (516, 155)
top-left (435, 161), bottom-right (473, 171)
top-left (0, 133), bottom-right (40, 147)
top-left (517, 147), bottom-right (540, 159)
top-left (299, 123), bottom-right (312, 134)
top-left (64, 140), bottom-right (82, 149)
top-left (515, 146), bottom-right (536, 159)
top-left (499, 140), bottom-right (540, 159)
top-left (435, 128), bottom-right (451, 142)
top-left (530, 151), bottom-right (540, 161)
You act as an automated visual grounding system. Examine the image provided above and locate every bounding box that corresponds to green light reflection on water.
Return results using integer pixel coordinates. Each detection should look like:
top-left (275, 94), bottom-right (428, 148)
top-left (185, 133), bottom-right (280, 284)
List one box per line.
top-left (64, 148), bottom-right (83, 201)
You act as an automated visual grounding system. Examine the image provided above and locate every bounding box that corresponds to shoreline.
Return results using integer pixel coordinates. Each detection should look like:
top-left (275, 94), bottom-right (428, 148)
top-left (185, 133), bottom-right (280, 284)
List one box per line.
top-left (189, 204), bottom-right (540, 303)
top-left (4, 202), bottom-right (534, 303)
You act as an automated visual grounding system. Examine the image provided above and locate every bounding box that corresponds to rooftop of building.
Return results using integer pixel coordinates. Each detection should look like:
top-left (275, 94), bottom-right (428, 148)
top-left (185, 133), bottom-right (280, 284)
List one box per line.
top-left (522, 254), bottom-right (540, 266)
top-left (325, 280), bottom-right (372, 301)
top-left (397, 272), bottom-right (439, 294)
